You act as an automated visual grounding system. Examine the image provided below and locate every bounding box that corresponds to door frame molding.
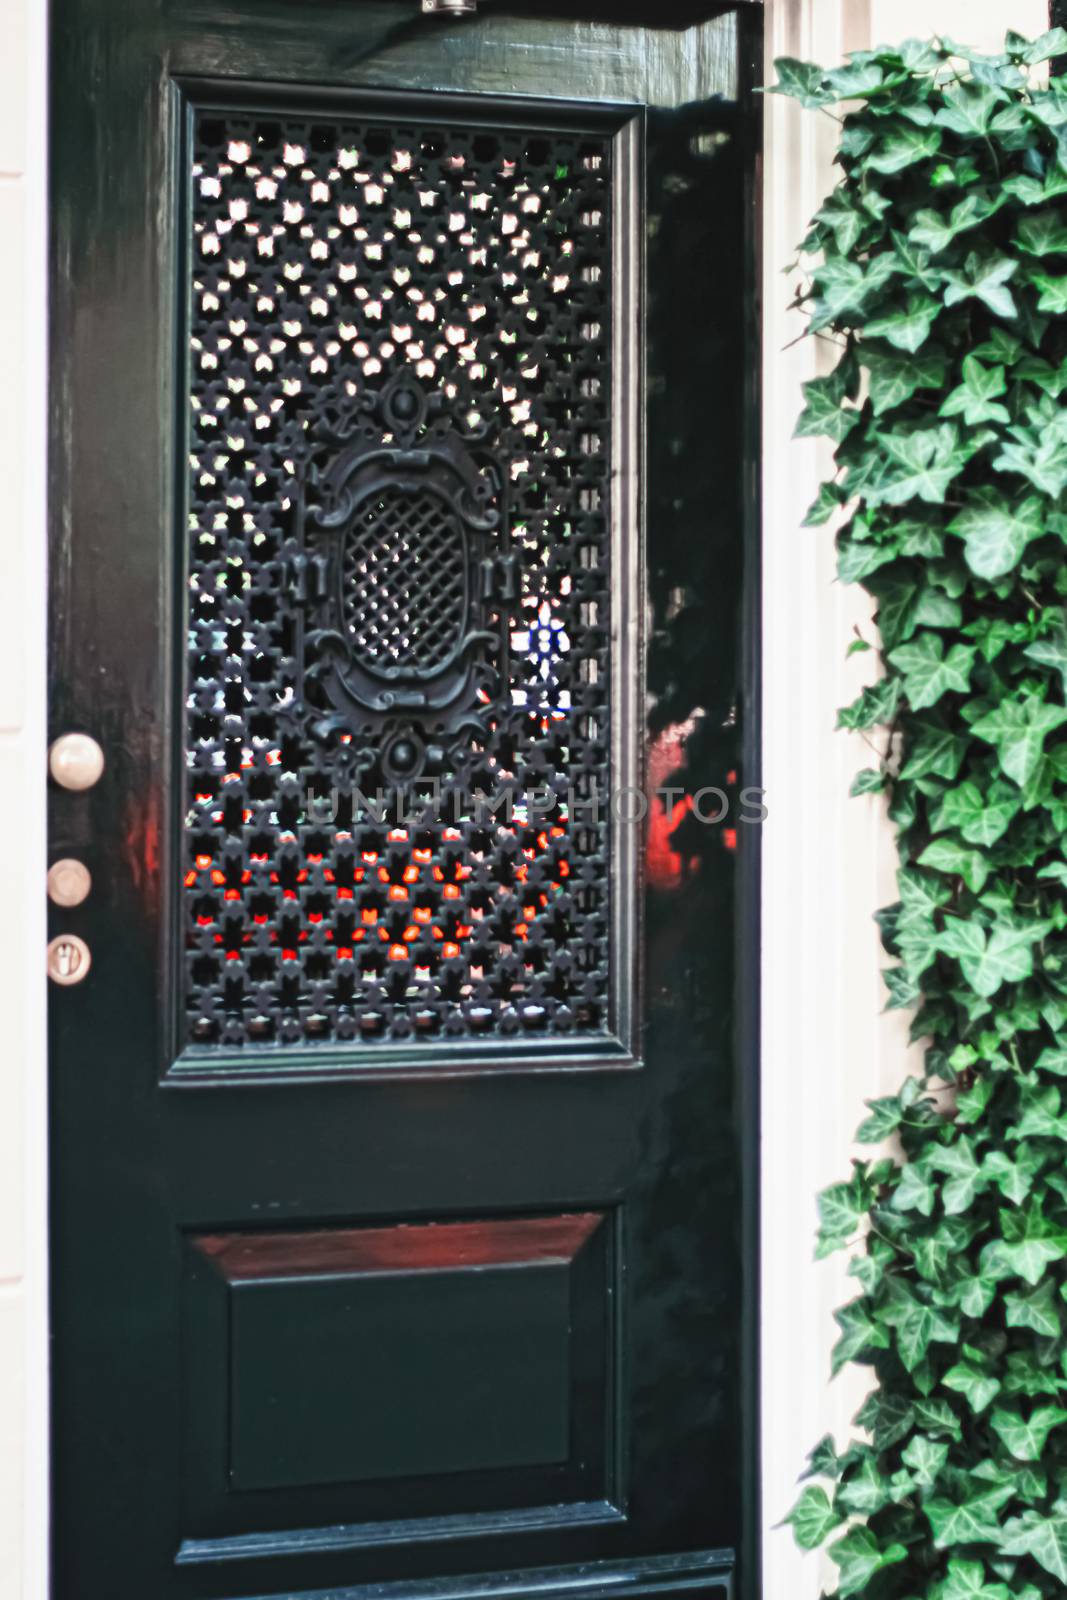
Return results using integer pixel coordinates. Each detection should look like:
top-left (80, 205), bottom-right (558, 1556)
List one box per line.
top-left (758, 0), bottom-right (928, 1595)
top-left (2, 0), bottom-right (50, 1589)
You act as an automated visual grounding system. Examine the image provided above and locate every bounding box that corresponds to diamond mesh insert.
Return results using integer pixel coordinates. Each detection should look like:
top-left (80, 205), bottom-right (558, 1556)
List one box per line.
top-left (183, 101), bottom-right (614, 1051)
top-left (342, 487), bottom-right (465, 676)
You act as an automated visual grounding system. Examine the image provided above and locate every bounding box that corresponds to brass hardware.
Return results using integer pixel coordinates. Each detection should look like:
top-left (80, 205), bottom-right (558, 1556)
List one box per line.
top-left (48, 858), bottom-right (93, 909)
top-left (49, 732), bottom-right (105, 792)
top-left (422, 0), bottom-right (478, 14)
top-left (47, 934), bottom-right (92, 986)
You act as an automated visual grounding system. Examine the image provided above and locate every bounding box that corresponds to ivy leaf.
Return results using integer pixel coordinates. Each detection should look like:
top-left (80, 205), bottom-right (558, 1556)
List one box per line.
top-left (867, 123), bottom-right (942, 174)
top-left (935, 84), bottom-right (1005, 137)
top-left (786, 1484), bottom-right (843, 1550)
top-left (837, 676), bottom-right (901, 730)
top-left (902, 1432), bottom-right (949, 1488)
top-left (803, 1434), bottom-right (840, 1479)
top-left (943, 1358), bottom-right (1001, 1414)
top-left (937, 1558), bottom-right (1011, 1600)
top-left (948, 492), bottom-right (1044, 580)
top-left (990, 1404), bottom-right (1067, 1462)
top-left (942, 253), bottom-right (1019, 319)
top-left (817, 1170), bottom-right (872, 1256)
top-left (1017, 210), bottom-right (1067, 255)
top-left (930, 780), bottom-right (1020, 847)
top-left (823, 60), bottom-right (890, 98)
top-left (812, 191), bottom-right (867, 254)
top-left (1005, 1280), bottom-right (1063, 1339)
top-left (918, 838), bottom-right (989, 894)
top-left (770, 57), bottom-right (834, 107)
top-left (939, 356), bottom-right (1010, 427)
top-left (897, 514), bottom-right (945, 557)
top-left (802, 480), bottom-right (847, 526)
top-left (910, 193), bottom-right (1003, 252)
top-left (1015, 352), bottom-right (1067, 397)
top-left (984, 1199), bottom-right (1067, 1286)
top-left (937, 917), bottom-right (1047, 997)
top-left (866, 424), bottom-right (972, 506)
top-left (1014, 1081), bottom-right (1066, 1140)
top-left (955, 1073), bottom-right (994, 1124)
top-left (1036, 1045), bottom-right (1067, 1077)
top-left (959, 1274), bottom-right (998, 1319)
top-left (836, 1452), bottom-right (895, 1515)
top-left (983, 1146), bottom-right (1041, 1206)
top-left (930, 1136), bottom-right (984, 1214)
top-left (831, 1298), bottom-right (891, 1374)
top-left (810, 254), bottom-right (894, 330)
top-left (970, 699), bottom-right (1067, 787)
top-left (865, 347), bottom-right (947, 415)
top-left (828, 1527), bottom-right (907, 1597)
top-left (850, 766), bottom-right (885, 797)
top-left (836, 538), bottom-right (897, 584)
top-left (883, 963), bottom-right (922, 1009)
top-left (1024, 611), bottom-right (1067, 697)
top-left (867, 574), bottom-right (920, 649)
top-left (1013, 26), bottom-right (1067, 64)
top-left (1000, 1507), bottom-right (1067, 1582)
top-left (865, 291), bottom-right (941, 352)
top-left (1032, 273), bottom-right (1067, 314)
top-left (911, 1395), bottom-right (962, 1441)
top-left (881, 1278), bottom-right (959, 1370)
top-left (925, 1485), bottom-right (1012, 1548)
top-left (795, 374), bottom-right (859, 443)
top-left (855, 1388), bottom-right (916, 1449)
top-left (889, 633), bottom-right (975, 708)
top-left (891, 1159), bottom-right (937, 1217)
top-left (855, 1095), bottom-right (904, 1142)
top-left (901, 719), bottom-right (969, 780)
top-left (993, 420), bottom-right (1067, 496)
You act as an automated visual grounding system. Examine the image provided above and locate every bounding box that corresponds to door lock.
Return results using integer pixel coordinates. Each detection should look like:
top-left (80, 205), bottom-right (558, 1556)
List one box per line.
top-left (47, 934), bottom-right (92, 986)
top-left (49, 733), bottom-right (105, 792)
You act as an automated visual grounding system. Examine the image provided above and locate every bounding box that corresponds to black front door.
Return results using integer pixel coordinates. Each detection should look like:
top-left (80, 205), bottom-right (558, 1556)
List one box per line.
top-left (48, 4), bottom-right (759, 1598)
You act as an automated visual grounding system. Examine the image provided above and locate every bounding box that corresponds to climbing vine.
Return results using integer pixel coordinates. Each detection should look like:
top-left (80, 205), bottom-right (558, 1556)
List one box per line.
top-left (773, 28), bottom-right (1067, 1600)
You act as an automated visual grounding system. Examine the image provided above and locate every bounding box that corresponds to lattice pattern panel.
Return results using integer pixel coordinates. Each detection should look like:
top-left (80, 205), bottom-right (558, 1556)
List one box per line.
top-left (183, 101), bottom-right (614, 1050)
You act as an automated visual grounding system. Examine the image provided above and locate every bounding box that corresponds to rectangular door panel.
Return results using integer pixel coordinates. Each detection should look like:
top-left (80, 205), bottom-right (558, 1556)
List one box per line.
top-left (180, 1212), bottom-right (613, 1557)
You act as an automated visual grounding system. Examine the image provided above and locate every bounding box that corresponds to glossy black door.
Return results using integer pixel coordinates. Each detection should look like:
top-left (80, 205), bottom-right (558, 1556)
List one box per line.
top-left (49, 4), bottom-right (759, 1598)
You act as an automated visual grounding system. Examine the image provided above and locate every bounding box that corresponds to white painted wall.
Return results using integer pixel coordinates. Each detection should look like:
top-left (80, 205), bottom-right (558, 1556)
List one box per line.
top-left (0, 0), bottom-right (1052, 1597)
top-left (760, 1), bottom-right (1048, 1596)
top-left (0, 0), bottom-right (48, 1594)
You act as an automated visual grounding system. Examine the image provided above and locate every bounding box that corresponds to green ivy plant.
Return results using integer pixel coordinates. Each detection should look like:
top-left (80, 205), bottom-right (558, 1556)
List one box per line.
top-left (771, 28), bottom-right (1067, 1600)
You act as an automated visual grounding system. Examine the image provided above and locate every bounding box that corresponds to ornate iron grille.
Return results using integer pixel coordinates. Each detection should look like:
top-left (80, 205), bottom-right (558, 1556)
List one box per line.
top-left (183, 101), bottom-right (613, 1051)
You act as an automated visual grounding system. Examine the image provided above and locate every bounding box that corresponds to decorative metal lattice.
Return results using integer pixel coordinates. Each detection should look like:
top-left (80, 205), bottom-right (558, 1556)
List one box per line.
top-left (183, 102), bottom-right (613, 1050)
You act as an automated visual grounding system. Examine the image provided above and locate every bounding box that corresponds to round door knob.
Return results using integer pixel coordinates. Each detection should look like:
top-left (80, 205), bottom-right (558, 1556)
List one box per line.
top-left (47, 858), bottom-right (93, 908)
top-left (47, 934), bottom-right (92, 986)
top-left (49, 733), bottom-right (105, 792)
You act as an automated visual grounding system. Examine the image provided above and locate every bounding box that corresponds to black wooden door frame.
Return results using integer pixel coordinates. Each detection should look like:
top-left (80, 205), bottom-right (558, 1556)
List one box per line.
top-left (46, 2), bottom-right (764, 1594)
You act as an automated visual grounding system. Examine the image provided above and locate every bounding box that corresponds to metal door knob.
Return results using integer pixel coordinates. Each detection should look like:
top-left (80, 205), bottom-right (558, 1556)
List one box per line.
top-left (48, 859), bottom-right (93, 908)
top-left (47, 934), bottom-right (92, 986)
top-left (49, 732), bottom-right (105, 791)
